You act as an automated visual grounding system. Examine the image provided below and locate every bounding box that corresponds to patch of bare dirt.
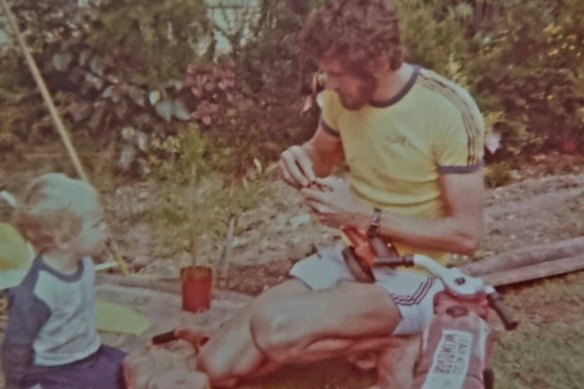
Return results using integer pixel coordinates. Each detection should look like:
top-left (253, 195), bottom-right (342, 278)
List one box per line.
top-left (483, 174), bottom-right (584, 256)
top-left (107, 171), bottom-right (584, 296)
top-left (243, 174), bottom-right (584, 294)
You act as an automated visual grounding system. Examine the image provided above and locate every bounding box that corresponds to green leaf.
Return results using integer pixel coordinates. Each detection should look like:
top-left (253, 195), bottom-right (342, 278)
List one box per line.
top-left (161, 79), bottom-right (185, 91)
top-left (454, 4), bottom-right (473, 20)
top-left (79, 50), bottom-right (92, 67)
top-left (89, 56), bottom-right (107, 77)
top-left (149, 90), bottom-right (162, 106)
top-left (84, 72), bottom-right (104, 91)
top-left (134, 131), bottom-right (149, 153)
top-left (118, 144), bottom-right (137, 172)
top-left (253, 158), bottom-right (263, 175)
top-left (102, 85), bottom-right (121, 102)
top-left (114, 99), bottom-right (129, 120)
top-left (155, 99), bottom-right (174, 122)
top-left (52, 52), bottom-right (73, 72)
top-left (121, 126), bottom-right (136, 142)
top-left (88, 101), bottom-right (107, 130)
top-left (173, 100), bottom-right (191, 121)
top-left (128, 86), bottom-right (146, 107)
top-left (69, 101), bottom-right (92, 123)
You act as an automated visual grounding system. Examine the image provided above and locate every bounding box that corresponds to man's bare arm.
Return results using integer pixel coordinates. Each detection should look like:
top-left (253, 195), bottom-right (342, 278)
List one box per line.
top-left (280, 123), bottom-right (343, 187)
top-left (301, 170), bottom-right (484, 255)
top-left (355, 171), bottom-right (485, 255)
top-left (302, 123), bottom-right (344, 177)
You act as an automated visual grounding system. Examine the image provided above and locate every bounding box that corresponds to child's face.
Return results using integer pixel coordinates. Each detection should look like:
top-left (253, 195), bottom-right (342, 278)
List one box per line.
top-left (69, 202), bottom-right (108, 258)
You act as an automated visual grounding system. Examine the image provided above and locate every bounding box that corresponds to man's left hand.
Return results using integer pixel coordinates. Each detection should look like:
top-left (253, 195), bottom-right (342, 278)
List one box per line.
top-left (301, 177), bottom-right (369, 229)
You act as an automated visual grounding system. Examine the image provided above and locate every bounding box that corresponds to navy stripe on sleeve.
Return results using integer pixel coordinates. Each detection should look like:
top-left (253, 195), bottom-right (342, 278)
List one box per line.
top-left (319, 118), bottom-right (341, 138)
top-left (438, 160), bottom-right (484, 174)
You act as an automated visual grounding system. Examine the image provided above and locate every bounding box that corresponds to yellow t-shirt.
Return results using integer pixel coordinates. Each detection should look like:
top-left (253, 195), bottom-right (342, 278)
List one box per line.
top-left (320, 66), bottom-right (485, 264)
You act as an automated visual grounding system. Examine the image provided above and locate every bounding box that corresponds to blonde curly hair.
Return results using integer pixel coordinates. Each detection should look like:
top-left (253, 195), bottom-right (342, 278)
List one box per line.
top-left (15, 173), bottom-right (101, 253)
top-left (301, 0), bottom-right (404, 72)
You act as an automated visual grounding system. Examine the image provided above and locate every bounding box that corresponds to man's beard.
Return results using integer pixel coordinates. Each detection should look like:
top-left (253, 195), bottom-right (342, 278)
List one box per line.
top-left (339, 74), bottom-right (377, 111)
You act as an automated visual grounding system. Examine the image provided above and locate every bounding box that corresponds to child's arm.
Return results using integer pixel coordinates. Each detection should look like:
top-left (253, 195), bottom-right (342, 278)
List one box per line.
top-left (1, 289), bottom-right (51, 389)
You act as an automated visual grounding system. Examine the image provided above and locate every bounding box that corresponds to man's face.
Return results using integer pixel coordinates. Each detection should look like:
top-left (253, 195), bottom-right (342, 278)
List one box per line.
top-left (318, 57), bottom-right (377, 111)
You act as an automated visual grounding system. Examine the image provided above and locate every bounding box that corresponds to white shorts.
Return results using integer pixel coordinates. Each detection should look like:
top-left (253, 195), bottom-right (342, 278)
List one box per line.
top-left (289, 243), bottom-right (444, 336)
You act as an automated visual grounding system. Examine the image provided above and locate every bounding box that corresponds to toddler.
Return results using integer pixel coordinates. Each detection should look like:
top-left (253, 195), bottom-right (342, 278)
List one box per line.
top-left (1, 173), bottom-right (125, 389)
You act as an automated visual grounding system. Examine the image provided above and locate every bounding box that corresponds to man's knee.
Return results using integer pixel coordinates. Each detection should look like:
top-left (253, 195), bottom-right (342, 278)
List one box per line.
top-left (249, 299), bottom-right (310, 363)
top-left (196, 348), bottom-right (245, 387)
top-left (196, 351), bottom-right (230, 383)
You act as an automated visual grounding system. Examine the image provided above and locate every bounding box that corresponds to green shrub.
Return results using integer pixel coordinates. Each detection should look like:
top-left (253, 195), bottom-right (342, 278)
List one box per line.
top-left (0, 52), bottom-right (44, 151)
top-left (398, 0), bottom-right (584, 157)
top-left (1, 0), bottom-right (214, 177)
top-left (89, 0), bottom-right (210, 84)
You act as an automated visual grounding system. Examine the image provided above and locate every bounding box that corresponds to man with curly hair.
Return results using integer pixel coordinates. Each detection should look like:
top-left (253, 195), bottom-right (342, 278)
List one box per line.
top-left (177, 0), bottom-right (486, 387)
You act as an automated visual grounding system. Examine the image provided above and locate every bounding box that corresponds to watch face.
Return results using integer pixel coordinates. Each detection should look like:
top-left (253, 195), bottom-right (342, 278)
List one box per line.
top-left (367, 208), bottom-right (382, 237)
top-left (372, 208), bottom-right (382, 223)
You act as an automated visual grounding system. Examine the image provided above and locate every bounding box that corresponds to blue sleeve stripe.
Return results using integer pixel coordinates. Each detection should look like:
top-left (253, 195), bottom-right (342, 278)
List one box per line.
top-left (438, 161), bottom-right (484, 174)
top-left (320, 118), bottom-right (341, 138)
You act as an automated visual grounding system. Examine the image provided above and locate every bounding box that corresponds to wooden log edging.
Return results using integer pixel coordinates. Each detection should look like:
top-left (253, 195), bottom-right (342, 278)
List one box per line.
top-left (97, 248), bottom-right (584, 294)
top-left (461, 236), bottom-right (584, 276)
top-left (483, 254), bottom-right (584, 287)
top-left (96, 273), bottom-right (254, 303)
top-left (97, 273), bottom-right (181, 295)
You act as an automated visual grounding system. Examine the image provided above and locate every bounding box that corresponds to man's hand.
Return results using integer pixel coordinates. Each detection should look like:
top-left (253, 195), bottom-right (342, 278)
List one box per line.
top-left (279, 145), bottom-right (317, 189)
top-left (301, 177), bottom-right (369, 229)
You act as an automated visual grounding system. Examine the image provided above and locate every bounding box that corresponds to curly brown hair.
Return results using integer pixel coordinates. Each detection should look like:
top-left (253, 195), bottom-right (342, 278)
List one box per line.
top-left (301, 0), bottom-right (404, 72)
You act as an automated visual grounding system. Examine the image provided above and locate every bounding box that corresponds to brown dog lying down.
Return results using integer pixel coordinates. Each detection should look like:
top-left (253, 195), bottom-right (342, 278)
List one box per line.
top-left (123, 328), bottom-right (420, 389)
top-left (123, 339), bottom-right (210, 389)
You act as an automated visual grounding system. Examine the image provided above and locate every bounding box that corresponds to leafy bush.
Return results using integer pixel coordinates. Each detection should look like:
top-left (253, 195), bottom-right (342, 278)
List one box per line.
top-left (2, 0), bottom-right (582, 181)
top-left (183, 52), bottom-right (317, 176)
top-left (185, 57), bottom-right (253, 128)
top-left (0, 51), bottom-right (45, 151)
top-left (231, 0), bottom-right (584, 160)
top-left (89, 0), bottom-right (210, 84)
top-left (1, 0), bottom-right (214, 176)
top-left (398, 0), bottom-right (584, 157)
top-left (234, 0), bottom-right (314, 98)
top-left (151, 124), bottom-right (233, 183)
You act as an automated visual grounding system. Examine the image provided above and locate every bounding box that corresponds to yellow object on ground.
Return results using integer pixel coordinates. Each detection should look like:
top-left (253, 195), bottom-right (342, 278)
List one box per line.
top-left (0, 223), bottom-right (35, 290)
top-left (96, 299), bottom-right (150, 336)
top-left (0, 223), bottom-right (34, 271)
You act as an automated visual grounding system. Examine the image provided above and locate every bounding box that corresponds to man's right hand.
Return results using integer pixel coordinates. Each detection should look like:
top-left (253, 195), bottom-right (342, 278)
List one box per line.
top-left (279, 145), bottom-right (316, 189)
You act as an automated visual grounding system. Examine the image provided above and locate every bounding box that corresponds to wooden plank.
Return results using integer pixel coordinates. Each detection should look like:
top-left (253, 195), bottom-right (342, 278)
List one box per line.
top-left (97, 273), bottom-right (181, 295)
top-left (97, 273), bottom-right (251, 302)
top-left (483, 254), bottom-right (584, 287)
top-left (461, 236), bottom-right (584, 276)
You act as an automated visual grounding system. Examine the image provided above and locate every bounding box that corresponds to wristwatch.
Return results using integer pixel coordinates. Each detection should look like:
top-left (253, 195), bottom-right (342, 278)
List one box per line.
top-left (367, 207), bottom-right (382, 237)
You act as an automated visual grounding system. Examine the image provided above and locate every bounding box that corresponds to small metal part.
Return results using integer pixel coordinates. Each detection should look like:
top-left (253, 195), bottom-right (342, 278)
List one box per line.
top-left (446, 305), bottom-right (469, 318)
top-left (455, 277), bottom-right (466, 285)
